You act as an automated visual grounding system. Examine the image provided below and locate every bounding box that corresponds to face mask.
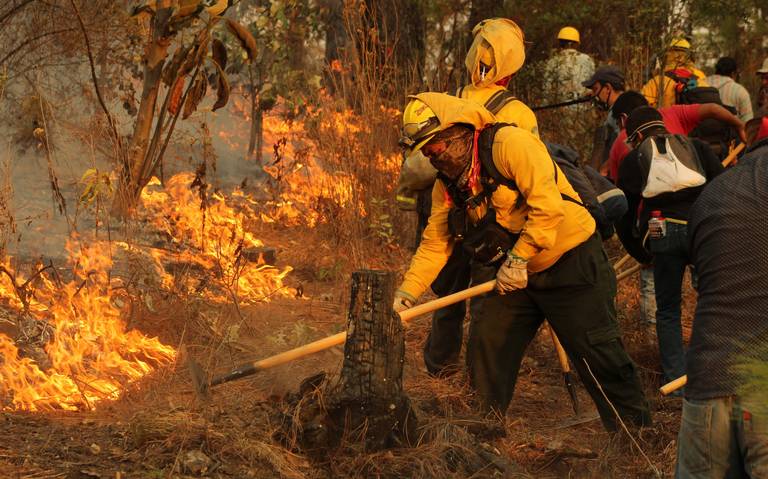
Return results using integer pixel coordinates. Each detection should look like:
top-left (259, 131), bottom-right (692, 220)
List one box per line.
top-left (424, 125), bottom-right (474, 183)
top-left (591, 85), bottom-right (610, 111)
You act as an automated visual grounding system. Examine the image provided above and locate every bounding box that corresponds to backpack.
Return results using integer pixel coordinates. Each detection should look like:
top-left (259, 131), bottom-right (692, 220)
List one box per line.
top-left (395, 89), bottom-right (518, 211)
top-left (637, 134), bottom-right (705, 198)
top-left (545, 142), bottom-right (625, 239)
top-left (677, 86), bottom-right (737, 159)
top-left (443, 124), bottom-right (615, 242)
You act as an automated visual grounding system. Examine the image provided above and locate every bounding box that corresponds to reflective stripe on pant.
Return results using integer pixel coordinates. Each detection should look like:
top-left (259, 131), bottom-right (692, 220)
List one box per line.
top-left (676, 396), bottom-right (768, 478)
top-left (466, 234), bottom-right (651, 431)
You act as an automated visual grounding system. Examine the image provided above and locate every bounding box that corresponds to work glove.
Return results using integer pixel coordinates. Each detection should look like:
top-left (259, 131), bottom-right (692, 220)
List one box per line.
top-left (392, 291), bottom-right (415, 313)
top-left (495, 252), bottom-right (528, 294)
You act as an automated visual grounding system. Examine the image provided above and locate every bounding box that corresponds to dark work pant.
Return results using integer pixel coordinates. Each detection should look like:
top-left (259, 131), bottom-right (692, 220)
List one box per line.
top-left (649, 222), bottom-right (689, 384)
top-left (423, 249), bottom-right (472, 375)
top-left (466, 234), bottom-right (652, 431)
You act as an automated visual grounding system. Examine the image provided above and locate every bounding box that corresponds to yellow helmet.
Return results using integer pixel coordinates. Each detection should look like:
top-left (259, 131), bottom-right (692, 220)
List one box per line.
top-left (557, 26), bottom-right (580, 44)
top-left (669, 38), bottom-right (691, 50)
top-left (400, 98), bottom-right (441, 152)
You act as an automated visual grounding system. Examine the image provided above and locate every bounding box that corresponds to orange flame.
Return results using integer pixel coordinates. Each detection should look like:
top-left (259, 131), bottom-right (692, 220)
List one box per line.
top-left (140, 173), bottom-right (293, 302)
top-left (0, 243), bottom-right (176, 411)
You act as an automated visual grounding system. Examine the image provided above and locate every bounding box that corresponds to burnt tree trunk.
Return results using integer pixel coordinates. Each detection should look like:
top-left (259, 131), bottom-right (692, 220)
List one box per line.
top-left (295, 270), bottom-right (416, 452)
top-left (328, 269), bottom-right (416, 449)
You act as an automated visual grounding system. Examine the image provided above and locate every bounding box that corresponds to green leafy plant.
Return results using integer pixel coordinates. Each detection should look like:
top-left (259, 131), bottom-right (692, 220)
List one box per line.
top-left (315, 260), bottom-right (343, 282)
top-left (368, 197), bottom-right (395, 246)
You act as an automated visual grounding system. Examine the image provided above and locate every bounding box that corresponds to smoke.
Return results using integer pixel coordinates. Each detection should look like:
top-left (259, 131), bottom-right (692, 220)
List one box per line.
top-left (1, 67), bottom-right (270, 263)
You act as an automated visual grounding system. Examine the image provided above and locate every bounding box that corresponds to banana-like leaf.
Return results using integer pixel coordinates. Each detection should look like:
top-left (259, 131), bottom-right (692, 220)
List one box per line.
top-left (162, 46), bottom-right (188, 86)
top-left (211, 38), bottom-right (227, 71)
top-left (225, 19), bottom-right (257, 62)
top-left (168, 76), bottom-right (186, 115)
top-left (212, 70), bottom-right (230, 111)
top-left (183, 76), bottom-right (208, 119)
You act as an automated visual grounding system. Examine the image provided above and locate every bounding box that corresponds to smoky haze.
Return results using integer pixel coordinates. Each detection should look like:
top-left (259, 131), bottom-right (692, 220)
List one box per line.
top-left (1, 67), bottom-right (268, 264)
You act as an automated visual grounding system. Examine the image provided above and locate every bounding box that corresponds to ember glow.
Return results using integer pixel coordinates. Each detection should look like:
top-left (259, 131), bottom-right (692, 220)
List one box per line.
top-left (140, 173), bottom-right (293, 302)
top-left (0, 244), bottom-right (176, 411)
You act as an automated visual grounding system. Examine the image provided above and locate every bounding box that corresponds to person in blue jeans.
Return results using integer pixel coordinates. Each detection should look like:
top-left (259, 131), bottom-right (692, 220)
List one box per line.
top-left (676, 116), bottom-right (768, 478)
top-left (617, 106), bottom-right (723, 386)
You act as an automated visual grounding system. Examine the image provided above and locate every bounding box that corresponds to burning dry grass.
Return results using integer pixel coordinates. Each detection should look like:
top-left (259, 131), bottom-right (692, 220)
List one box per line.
top-left (140, 172), bottom-right (294, 304)
top-left (0, 241), bottom-right (176, 411)
top-left (227, 93), bottom-right (402, 236)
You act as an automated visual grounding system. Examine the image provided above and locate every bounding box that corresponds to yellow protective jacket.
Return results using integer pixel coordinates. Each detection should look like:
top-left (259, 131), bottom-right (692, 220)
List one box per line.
top-left (465, 18), bottom-right (525, 89)
top-left (459, 84), bottom-right (539, 137)
top-left (397, 95), bottom-right (595, 300)
top-left (641, 66), bottom-right (709, 108)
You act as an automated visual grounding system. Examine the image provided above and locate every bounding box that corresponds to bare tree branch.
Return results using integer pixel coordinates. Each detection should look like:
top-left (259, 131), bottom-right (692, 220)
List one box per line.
top-left (0, 0), bottom-right (37, 27)
top-left (0, 28), bottom-right (77, 66)
top-left (68, 0), bottom-right (124, 159)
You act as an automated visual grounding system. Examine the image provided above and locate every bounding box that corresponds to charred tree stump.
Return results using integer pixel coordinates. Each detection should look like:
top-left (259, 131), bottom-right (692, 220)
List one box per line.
top-left (293, 270), bottom-right (416, 452)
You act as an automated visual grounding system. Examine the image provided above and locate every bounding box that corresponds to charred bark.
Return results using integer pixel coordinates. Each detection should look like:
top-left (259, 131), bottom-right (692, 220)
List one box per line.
top-left (292, 270), bottom-right (416, 452)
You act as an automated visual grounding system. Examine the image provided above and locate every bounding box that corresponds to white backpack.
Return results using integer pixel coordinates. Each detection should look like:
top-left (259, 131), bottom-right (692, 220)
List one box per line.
top-left (638, 134), bottom-right (706, 198)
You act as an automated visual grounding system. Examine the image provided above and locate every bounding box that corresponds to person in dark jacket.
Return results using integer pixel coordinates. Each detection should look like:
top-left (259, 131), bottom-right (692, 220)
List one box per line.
top-left (617, 106), bottom-right (723, 387)
top-left (676, 116), bottom-right (768, 478)
top-left (583, 65), bottom-right (626, 170)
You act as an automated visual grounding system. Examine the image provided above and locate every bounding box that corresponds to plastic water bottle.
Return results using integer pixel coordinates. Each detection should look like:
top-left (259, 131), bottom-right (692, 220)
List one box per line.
top-left (648, 210), bottom-right (666, 239)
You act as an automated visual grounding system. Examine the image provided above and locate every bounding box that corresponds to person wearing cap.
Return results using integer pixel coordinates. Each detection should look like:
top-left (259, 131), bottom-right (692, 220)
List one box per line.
top-left (583, 69), bottom-right (660, 326)
top-left (676, 115), bottom-right (768, 478)
top-left (756, 57), bottom-right (768, 116)
top-left (707, 57), bottom-right (753, 122)
top-left (617, 106), bottom-right (723, 389)
top-left (394, 92), bottom-right (651, 431)
top-left (605, 91), bottom-right (745, 182)
top-left (583, 65), bottom-right (626, 170)
top-left (641, 38), bottom-right (709, 108)
top-left (543, 26), bottom-right (595, 103)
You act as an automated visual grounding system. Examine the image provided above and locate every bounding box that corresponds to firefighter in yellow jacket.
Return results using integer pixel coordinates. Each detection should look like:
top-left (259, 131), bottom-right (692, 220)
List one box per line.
top-left (403, 18), bottom-right (540, 376)
top-left (395, 92), bottom-right (651, 431)
top-left (641, 38), bottom-right (709, 108)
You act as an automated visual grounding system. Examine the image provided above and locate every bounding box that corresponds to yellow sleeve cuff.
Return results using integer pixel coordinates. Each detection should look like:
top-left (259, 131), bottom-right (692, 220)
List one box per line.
top-left (395, 290), bottom-right (417, 303)
top-left (511, 239), bottom-right (540, 262)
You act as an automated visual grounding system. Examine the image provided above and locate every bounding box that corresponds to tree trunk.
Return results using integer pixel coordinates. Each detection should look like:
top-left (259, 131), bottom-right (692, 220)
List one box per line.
top-left (111, 3), bottom-right (174, 218)
top-left (294, 270), bottom-right (416, 452)
top-left (320, 0), bottom-right (347, 94)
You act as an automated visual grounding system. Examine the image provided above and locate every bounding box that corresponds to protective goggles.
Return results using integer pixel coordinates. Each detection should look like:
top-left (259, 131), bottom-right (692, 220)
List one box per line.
top-left (398, 116), bottom-right (441, 150)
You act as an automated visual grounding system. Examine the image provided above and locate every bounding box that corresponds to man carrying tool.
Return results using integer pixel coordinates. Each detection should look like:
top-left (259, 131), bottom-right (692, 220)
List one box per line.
top-left (394, 92), bottom-right (651, 431)
top-left (397, 18), bottom-right (539, 377)
top-left (617, 107), bottom-right (723, 390)
top-left (641, 38), bottom-right (708, 108)
top-left (676, 116), bottom-right (768, 478)
top-left (583, 65), bottom-right (626, 170)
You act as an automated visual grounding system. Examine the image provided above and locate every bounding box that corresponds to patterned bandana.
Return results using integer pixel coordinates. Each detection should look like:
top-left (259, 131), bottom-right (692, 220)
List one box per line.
top-left (425, 124), bottom-right (474, 182)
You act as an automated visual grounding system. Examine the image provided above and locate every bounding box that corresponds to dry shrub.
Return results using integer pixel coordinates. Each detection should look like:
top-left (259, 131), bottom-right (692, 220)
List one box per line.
top-left (300, 0), bottom-right (420, 263)
top-left (0, 155), bottom-right (14, 256)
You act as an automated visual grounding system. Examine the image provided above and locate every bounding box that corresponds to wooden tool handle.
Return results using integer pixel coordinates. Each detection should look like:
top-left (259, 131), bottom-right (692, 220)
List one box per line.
top-left (399, 280), bottom-right (495, 322)
top-left (616, 263), bottom-right (642, 282)
top-left (660, 375), bottom-right (687, 395)
top-left (722, 143), bottom-right (745, 167)
top-left (252, 280), bottom-right (496, 371)
top-left (613, 253), bottom-right (632, 271)
top-left (547, 325), bottom-right (571, 373)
